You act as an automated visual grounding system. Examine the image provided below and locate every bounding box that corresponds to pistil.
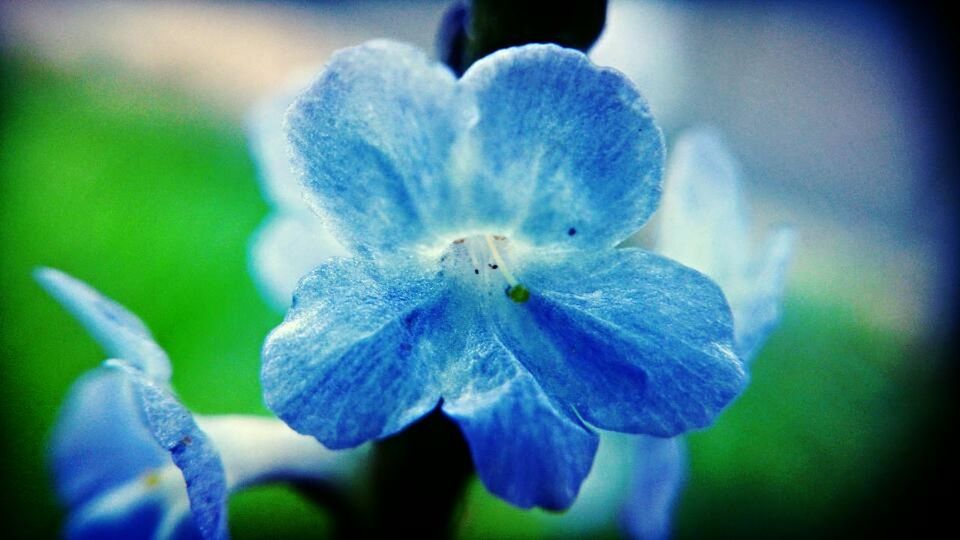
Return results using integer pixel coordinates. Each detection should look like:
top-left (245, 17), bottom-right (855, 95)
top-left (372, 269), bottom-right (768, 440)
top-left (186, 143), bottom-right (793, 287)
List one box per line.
top-left (484, 235), bottom-right (530, 304)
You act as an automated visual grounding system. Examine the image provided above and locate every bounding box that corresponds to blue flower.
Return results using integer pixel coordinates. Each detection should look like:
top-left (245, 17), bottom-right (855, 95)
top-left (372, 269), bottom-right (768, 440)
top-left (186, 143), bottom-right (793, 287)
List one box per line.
top-left (261, 40), bottom-right (747, 510)
top-left (39, 268), bottom-right (364, 539)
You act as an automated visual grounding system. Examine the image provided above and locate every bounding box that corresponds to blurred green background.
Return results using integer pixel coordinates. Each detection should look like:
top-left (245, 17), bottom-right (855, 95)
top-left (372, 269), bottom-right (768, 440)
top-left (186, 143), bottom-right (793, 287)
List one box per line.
top-left (0, 1), bottom-right (954, 538)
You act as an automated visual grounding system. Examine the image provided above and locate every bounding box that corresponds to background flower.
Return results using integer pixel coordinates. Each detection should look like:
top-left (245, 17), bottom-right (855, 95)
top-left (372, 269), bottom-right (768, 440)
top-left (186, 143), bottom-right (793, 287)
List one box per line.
top-left (40, 268), bottom-right (364, 539)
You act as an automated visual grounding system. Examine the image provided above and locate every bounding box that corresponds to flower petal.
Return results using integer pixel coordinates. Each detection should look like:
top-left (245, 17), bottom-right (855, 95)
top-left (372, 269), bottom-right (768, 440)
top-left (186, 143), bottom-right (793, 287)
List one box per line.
top-left (118, 361), bottom-right (229, 540)
top-left (656, 128), bottom-right (795, 362)
top-left (497, 248), bottom-right (746, 436)
top-left (535, 432), bottom-right (638, 533)
top-left (35, 267), bottom-right (170, 380)
top-left (459, 44), bottom-right (664, 248)
top-left (50, 366), bottom-right (169, 509)
top-left (249, 212), bottom-right (347, 309)
top-left (247, 73), bottom-right (314, 211)
top-left (442, 334), bottom-right (598, 510)
top-left (621, 436), bottom-right (686, 540)
top-left (656, 128), bottom-right (750, 291)
top-left (261, 256), bottom-right (454, 449)
top-left (286, 40), bottom-right (465, 253)
top-left (732, 227), bottom-right (795, 361)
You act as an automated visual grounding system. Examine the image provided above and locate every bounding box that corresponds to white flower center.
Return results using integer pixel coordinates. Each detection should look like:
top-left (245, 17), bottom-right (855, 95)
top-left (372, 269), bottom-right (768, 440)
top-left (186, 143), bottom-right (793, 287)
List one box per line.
top-left (439, 234), bottom-right (530, 303)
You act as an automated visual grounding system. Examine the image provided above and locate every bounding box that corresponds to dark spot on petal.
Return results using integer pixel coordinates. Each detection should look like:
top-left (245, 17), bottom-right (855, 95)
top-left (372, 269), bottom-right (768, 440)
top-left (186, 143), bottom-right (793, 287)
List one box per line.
top-left (181, 436), bottom-right (193, 446)
top-left (474, 268), bottom-right (479, 275)
top-left (568, 227), bottom-right (577, 236)
top-left (488, 263), bottom-right (498, 269)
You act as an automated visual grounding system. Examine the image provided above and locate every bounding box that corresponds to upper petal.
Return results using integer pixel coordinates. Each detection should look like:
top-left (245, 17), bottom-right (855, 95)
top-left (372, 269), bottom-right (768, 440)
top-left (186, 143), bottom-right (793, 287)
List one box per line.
top-left (35, 268), bottom-right (170, 380)
top-left (261, 255), bottom-right (455, 449)
top-left (459, 44), bottom-right (664, 248)
top-left (442, 331), bottom-right (598, 510)
top-left (286, 41), bottom-right (466, 253)
top-left (496, 248), bottom-right (746, 436)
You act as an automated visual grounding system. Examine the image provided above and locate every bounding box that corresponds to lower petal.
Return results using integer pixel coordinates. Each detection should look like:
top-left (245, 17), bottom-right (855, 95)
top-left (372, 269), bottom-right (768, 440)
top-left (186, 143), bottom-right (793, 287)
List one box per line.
top-left (443, 341), bottom-right (598, 510)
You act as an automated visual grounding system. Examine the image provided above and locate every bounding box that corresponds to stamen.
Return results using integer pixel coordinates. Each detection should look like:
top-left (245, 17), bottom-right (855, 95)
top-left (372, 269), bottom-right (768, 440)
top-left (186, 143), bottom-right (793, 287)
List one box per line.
top-left (484, 235), bottom-right (519, 287)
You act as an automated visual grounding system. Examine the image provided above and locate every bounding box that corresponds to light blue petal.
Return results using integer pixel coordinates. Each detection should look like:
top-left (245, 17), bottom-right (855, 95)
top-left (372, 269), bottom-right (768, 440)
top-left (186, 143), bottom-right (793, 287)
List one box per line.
top-left (497, 248), bottom-right (746, 436)
top-left (50, 366), bottom-right (169, 509)
top-left (733, 227), bottom-right (795, 362)
top-left (35, 268), bottom-right (170, 380)
top-left (621, 437), bottom-right (686, 540)
top-left (286, 40), bottom-right (466, 253)
top-left (249, 212), bottom-right (348, 309)
top-left (459, 44), bottom-right (664, 248)
top-left (442, 334), bottom-right (598, 510)
top-left (656, 129), bottom-right (795, 363)
top-left (247, 73), bottom-right (314, 210)
top-left (261, 256), bottom-right (452, 449)
top-left (656, 128), bottom-right (748, 281)
top-left (118, 361), bottom-right (229, 540)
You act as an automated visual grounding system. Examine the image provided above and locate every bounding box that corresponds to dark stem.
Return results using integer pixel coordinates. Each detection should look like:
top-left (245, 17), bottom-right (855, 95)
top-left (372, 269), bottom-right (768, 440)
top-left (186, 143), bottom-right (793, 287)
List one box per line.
top-left (370, 408), bottom-right (474, 538)
top-left (292, 479), bottom-right (370, 539)
top-left (438, 0), bottom-right (609, 75)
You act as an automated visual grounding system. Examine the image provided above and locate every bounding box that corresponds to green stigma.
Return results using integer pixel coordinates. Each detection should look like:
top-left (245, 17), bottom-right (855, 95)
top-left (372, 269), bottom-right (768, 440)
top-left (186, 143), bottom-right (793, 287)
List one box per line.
top-left (506, 284), bottom-right (531, 303)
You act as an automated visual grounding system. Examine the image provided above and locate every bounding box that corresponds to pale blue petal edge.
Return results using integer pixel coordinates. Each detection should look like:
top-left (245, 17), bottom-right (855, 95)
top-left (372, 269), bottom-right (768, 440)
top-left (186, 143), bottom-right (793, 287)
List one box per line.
top-left (656, 128), bottom-right (795, 363)
top-left (115, 361), bottom-right (229, 540)
top-left (733, 227), bottom-right (795, 362)
top-left (35, 267), bottom-right (171, 380)
top-left (246, 72), bottom-right (314, 210)
top-left (655, 128), bottom-right (749, 282)
top-left (621, 437), bottom-right (686, 540)
top-left (249, 212), bottom-right (348, 310)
